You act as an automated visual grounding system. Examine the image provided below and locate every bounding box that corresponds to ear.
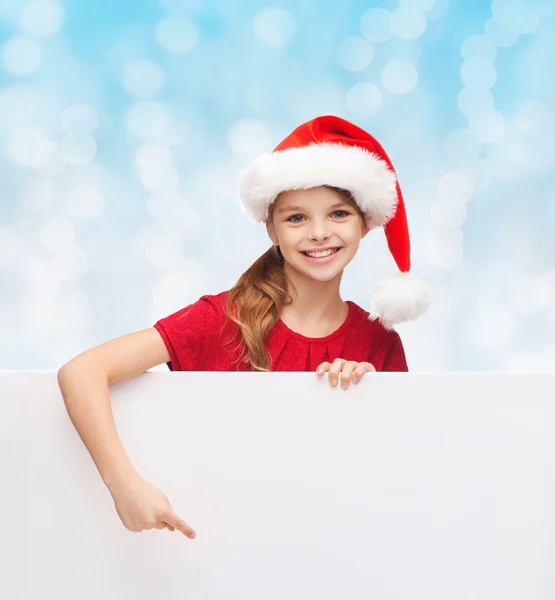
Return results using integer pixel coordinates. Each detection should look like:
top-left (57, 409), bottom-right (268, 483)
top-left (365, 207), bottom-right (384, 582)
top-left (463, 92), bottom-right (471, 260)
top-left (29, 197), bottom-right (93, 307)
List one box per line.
top-left (361, 220), bottom-right (371, 239)
top-left (265, 221), bottom-right (277, 245)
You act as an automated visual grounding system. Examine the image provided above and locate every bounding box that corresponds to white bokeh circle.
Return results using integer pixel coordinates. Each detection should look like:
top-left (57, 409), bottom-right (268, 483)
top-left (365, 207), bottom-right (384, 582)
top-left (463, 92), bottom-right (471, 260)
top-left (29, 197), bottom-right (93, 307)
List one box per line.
top-left (460, 57), bottom-right (497, 89)
top-left (461, 34), bottom-right (497, 61)
top-left (337, 37), bottom-right (373, 71)
top-left (136, 142), bottom-right (174, 168)
top-left (19, 0), bottom-right (64, 37)
top-left (468, 109), bottom-right (506, 143)
top-left (398, 0), bottom-right (435, 10)
top-left (67, 184), bottom-right (104, 219)
top-left (61, 134), bottom-right (97, 165)
top-left (430, 199), bottom-right (468, 229)
top-left (40, 217), bottom-right (76, 253)
top-left (139, 163), bottom-right (179, 191)
top-left (426, 0), bottom-right (449, 21)
top-left (1, 36), bottom-right (43, 77)
top-left (61, 104), bottom-right (99, 134)
top-left (346, 83), bottom-right (382, 117)
top-left (144, 230), bottom-right (184, 269)
top-left (146, 192), bottom-right (201, 241)
top-left (228, 119), bottom-right (276, 160)
top-left (444, 128), bottom-right (480, 164)
top-left (20, 176), bottom-right (55, 210)
top-left (126, 102), bottom-right (171, 139)
top-left (122, 60), bottom-right (166, 98)
top-left (33, 140), bottom-right (67, 176)
top-left (460, 159), bottom-right (493, 193)
top-left (360, 8), bottom-right (393, 43)
top-left (457, 87), bottom-right (495, 118)
top-left (381, 59), bottom-right (418, 94)
top-left (425, 228), bottom-right (464, 269)
top-left (517, 100), bottom-right (551, 136)
top-left (391, 7), bottom-right (427, 40)
top-left (253, 7), bottom-right (296, 48)
top-left (7, 126), bottom-right (47, 167)
top-left (492, 1), bottom-right (539, 35)
top-left (0, 227), bottom-right (19, 268)
top-left (437, 169), bottom-right (475, 203)
top-left (155, 16), bottom-right (199, 53)
top-left (52, 246), bottom-right (88, 282)
top-left (484, 17), bottom-right (519, 47)
top-left (471, 308), bottom-right (518, 351)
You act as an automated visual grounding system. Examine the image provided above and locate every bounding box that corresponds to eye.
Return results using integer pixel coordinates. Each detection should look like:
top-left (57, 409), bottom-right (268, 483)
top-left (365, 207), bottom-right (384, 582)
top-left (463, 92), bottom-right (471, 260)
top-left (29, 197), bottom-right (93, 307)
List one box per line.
top-left (286, 210), bottom-right (350, 223)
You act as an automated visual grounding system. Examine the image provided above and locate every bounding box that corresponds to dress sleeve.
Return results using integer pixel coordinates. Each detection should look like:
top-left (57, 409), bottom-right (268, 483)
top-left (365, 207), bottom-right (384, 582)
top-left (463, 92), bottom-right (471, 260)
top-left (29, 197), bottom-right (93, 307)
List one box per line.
top-left (153, 296), bottom-right (216, 371)
top-left (382, 330), bottom-right (409, 372)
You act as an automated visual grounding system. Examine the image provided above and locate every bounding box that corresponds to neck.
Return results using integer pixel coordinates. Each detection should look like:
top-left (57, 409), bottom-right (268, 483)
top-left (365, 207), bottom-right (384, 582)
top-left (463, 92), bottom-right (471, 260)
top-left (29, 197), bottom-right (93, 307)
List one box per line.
top-left (280, 263), bottom-right (347, 324)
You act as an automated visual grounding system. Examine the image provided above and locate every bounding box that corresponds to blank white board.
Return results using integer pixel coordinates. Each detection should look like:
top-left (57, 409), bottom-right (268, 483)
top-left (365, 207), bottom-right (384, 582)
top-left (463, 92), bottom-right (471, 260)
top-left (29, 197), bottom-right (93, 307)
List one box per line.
top-left (1, 371), bottom-right (555, 599)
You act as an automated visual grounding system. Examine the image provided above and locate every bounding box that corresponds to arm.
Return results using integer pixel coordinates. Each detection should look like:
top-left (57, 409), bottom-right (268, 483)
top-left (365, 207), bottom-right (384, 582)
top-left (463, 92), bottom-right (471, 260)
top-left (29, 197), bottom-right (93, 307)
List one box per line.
top-left (57, 327), bottom-right (196, 537)
top-left (57, 327), bottom-right (170, 490)
top-left (382, 330), bottom-right (409, 372)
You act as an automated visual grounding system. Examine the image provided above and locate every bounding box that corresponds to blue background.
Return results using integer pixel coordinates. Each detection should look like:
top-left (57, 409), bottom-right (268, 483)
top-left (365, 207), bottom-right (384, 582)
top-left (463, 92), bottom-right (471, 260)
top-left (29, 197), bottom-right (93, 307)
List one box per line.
top-left (0, 0), bottom-right (554, 372)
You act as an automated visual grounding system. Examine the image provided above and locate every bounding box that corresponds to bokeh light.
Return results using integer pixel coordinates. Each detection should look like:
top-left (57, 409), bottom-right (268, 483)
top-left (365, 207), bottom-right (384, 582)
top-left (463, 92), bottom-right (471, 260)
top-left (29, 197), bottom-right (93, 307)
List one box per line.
top-left (67, 184), bottom-right (104, 219)
top-left (346, 83), bottom-right (382, 117)
top-left (1, 1), bottom-right (553, 373)
top-left (19, 0), bottom-right (64, 37)
top-left (337, 37), bottom-right (374, 71)
top-left (360, 8), bottom-right (393, 43)
top-left (1, 36), bottom-right (43, 77)
top-left (253, 8), bottom-right (296, 48)
top-left (155, 16), bottom-right (199, 53)
top-left (391, 7), bottom-right (427, 40)
top-left (381, 59), bottom-right (418, 94)
top-left (122, 60), bottom-right (166, 98)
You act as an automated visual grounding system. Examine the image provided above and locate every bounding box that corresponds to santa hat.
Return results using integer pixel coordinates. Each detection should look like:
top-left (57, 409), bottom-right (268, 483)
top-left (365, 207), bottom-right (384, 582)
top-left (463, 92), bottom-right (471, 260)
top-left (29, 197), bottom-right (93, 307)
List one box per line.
top-left (237, 115), bottom-right (430, 328)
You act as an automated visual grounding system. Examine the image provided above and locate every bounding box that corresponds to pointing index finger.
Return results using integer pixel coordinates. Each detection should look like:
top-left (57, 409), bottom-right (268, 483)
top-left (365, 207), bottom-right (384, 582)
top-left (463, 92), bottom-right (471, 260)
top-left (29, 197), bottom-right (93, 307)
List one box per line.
top-left (166, 512), bottom-right (196, 538)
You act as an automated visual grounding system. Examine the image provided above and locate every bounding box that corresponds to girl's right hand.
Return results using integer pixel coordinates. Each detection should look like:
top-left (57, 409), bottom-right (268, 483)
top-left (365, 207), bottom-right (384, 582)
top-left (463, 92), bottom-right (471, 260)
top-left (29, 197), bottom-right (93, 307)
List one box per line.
top-left (108, 474), bottom-right (196, 538)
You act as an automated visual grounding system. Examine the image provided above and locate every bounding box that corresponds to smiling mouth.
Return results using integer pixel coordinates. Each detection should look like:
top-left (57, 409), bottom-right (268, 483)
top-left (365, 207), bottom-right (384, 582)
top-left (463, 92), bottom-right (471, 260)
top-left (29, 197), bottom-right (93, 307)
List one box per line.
top-left (299, 247), bottom-right (344, 264)
top-left (300, 248), bottom-right (342, 257)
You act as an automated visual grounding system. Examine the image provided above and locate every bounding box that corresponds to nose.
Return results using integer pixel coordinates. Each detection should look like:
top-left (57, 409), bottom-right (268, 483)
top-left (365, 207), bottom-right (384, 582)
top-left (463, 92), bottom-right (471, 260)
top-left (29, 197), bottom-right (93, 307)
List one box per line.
top-left (308, 220), bottom-right (331, 242)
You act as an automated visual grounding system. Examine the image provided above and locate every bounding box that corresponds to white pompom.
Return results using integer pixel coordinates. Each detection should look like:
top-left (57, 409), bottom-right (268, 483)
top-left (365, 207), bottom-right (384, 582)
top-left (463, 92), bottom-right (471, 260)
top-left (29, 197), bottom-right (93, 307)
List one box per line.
top-left (370, 271), bottom-right (431, 329)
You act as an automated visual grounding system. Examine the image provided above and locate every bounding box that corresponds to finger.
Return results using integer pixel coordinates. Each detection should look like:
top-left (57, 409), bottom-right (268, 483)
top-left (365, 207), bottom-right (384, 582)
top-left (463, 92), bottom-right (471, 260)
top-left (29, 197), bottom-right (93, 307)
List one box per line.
top-left (166, 513), bottom-right (196, 538)
top-left (328, 359), bottom-right (347, 387)
top-left (339, 362), bottom-right (358, 388)
top-left (164, 522), bottom-right (175, 531)
top-left (353, 362), bottom-right (376, 384)
top-left (316, 362), bottom-right (331, 376)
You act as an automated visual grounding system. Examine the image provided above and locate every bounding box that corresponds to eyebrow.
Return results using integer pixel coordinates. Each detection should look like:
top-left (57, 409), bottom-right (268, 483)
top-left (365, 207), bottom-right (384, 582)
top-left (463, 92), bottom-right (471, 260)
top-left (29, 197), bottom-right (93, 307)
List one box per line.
top-left (277, 201), bottom-right (349, 214)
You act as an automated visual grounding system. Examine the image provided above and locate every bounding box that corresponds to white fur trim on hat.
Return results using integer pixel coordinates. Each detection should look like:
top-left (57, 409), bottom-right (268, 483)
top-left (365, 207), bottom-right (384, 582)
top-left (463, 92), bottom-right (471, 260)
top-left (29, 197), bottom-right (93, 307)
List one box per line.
top-left (238, 142), bottom-right (398, 226)
top-left (370, 271), bottom-right (431, 329)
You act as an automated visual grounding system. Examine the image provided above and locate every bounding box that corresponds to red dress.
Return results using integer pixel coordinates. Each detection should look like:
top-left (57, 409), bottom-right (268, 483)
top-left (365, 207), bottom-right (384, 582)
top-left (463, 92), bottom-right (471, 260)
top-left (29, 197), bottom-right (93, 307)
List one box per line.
top-left (153, 290), bottom-right (408, 372)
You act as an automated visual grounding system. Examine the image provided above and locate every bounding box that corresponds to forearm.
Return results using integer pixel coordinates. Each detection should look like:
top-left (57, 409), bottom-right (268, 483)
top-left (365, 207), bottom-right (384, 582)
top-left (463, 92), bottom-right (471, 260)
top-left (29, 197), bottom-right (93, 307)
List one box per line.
top-left (57, 362), bottom-right (139, 491)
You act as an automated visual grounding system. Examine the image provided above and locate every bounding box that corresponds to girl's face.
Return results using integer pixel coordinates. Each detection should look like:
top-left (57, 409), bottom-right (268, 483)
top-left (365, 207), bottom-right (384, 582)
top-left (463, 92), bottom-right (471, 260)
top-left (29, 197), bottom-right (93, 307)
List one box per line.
top-left (266, 186), bottom-right (370, 282)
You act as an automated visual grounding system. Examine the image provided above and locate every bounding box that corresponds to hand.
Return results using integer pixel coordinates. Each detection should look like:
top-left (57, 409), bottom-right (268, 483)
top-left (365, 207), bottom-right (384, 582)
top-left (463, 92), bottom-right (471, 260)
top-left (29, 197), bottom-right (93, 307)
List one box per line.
top-left (316, 358), bottom-right (376, 389)
top-left (108, 473), bottom-right (196, 538)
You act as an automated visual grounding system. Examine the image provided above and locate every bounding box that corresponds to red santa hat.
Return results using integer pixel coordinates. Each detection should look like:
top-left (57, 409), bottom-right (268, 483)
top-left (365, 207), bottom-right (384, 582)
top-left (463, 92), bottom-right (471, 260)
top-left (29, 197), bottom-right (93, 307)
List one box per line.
top-left (237, 115), bottom-right (430, 328)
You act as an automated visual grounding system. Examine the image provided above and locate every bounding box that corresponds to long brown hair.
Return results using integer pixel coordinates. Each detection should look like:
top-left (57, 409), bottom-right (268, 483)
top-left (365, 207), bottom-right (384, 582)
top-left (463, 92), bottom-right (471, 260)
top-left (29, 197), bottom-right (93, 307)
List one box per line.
top-left (222, 186), bottom-right (367, 371)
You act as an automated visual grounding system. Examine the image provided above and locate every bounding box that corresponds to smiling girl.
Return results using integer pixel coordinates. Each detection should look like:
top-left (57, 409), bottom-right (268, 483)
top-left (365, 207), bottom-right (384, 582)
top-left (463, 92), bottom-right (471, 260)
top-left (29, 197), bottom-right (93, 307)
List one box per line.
top-left (57, 115), bottom-right (430, 539)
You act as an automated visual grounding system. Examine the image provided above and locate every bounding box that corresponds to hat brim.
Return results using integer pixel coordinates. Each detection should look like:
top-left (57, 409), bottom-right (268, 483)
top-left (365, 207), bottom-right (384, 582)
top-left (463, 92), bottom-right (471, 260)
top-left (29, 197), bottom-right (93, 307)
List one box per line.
top-left (238, 142), bottom-right (399, 227)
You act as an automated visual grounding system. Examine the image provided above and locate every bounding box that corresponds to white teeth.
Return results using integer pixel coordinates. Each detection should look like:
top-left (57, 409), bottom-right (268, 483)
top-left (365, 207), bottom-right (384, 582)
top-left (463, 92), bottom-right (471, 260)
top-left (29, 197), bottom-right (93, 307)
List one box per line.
top-left (305, 248), bottom-right (338, 258)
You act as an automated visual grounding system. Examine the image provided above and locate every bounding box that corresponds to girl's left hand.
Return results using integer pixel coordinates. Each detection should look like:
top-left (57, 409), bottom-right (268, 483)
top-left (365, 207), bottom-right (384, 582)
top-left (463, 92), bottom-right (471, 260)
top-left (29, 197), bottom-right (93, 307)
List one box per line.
top-left (316, 359), bottom-right (376, 389)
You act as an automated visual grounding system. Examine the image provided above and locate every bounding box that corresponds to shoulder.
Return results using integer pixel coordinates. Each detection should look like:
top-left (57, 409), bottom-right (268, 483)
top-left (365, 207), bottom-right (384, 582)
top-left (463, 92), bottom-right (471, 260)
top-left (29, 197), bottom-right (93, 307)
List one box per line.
top-left (348, 300), bottom-right (403, 343)
top-left (156, 289), bottom-right (230, 329)
top-left (347, 300), bottom-right (408, 370)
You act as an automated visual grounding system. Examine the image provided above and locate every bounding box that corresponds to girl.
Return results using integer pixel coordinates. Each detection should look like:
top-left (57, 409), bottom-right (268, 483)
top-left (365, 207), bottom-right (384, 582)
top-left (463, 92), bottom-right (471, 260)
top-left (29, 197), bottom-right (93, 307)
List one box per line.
top-left (57, 115), bottom-right (430, 541)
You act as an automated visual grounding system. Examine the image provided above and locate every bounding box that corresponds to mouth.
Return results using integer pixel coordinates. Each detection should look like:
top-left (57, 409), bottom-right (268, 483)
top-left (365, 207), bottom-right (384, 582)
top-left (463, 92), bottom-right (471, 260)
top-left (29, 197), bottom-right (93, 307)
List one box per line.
top-left (300, 247), bottom-right (343, 264)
